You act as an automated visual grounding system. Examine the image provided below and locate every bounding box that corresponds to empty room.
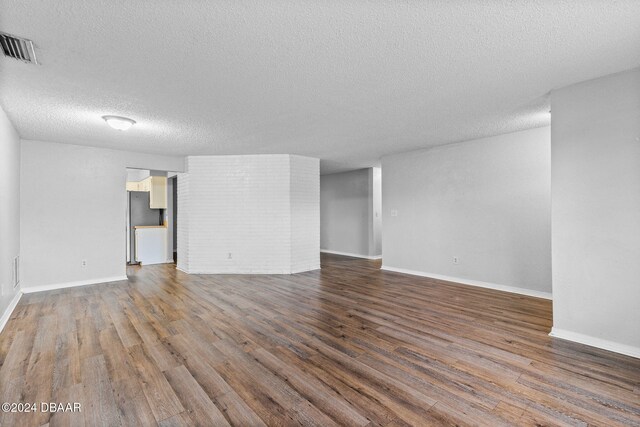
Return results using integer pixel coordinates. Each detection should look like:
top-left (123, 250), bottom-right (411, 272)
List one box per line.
top-left (1, 1), bottom-right (639, 426)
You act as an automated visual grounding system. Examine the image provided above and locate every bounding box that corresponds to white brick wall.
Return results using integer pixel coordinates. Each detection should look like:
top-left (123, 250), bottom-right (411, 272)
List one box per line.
top-left (177, 154), bottom-right (319, 274)
top-left (290, 156), bottom-right (320, 273)
top-left (176, 172), bottom-right (190, 273)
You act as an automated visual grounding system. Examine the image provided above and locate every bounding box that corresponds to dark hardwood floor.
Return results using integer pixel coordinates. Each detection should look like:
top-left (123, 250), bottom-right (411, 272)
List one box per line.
top-left (1, 254), bottom-right (639, 426)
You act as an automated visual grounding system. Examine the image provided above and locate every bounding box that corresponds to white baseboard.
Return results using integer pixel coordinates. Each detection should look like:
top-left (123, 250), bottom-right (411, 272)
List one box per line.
top-left (290, 265), bottom-right (321, 274)
top-left (549, 327), bottom-right (640, 359)
top-left (177, 265), bottom-right (320, 275)
top-left (188, 269), bottom-right (300, 275)
top-left (0, 291), bottom-right (23, 334)
top-left (380, 265), bottom-right (552, 300)
top-left (21, 276), bottom-right (129, 294)
top-left (321, 249), bottom-right (382, 260)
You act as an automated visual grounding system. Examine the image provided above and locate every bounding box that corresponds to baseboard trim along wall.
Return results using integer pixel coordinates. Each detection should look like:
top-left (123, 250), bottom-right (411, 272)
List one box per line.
top-left (182, 268), bottom-right (321, 275)
top-left (320, 249), bottom-right (382, 260)
top-left (380, 265), bottom-right (552, 300)
top-left (0, 291), bottom-right (23, 334)
top-left (549, 328), bottom-right (640, 359)
top-left (21, 275), bottom-right (129, 294)
top-left (290, 264), bottom-right (322, 274)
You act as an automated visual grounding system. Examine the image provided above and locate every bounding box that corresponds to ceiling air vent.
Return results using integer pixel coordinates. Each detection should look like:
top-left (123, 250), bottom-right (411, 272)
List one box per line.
top-left (0, 32), bottom-right (37, 64)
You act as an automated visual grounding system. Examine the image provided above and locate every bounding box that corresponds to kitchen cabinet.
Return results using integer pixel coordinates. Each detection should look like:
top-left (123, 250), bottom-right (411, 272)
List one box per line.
top-left (126, 181), bottom-right (139, 191)
top-left (126, 176), bottom-right (167, 209)
top-left (149, 176), bottom-right (167, 209)
top-left (138, 177), bottom-right (151, 192)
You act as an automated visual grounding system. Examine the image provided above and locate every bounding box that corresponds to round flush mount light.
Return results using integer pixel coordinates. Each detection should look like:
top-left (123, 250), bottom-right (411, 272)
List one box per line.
top-left (102, 115), bottom-right (136, 131)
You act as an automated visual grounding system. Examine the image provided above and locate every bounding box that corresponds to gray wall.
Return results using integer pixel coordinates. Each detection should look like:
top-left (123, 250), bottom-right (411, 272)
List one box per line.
top-left (320, 168), bottom-right (381, 258)
top-left (550, 68), bottom-right (640, 356)
top-left (382, 126), bottom-right (552, 295)
top-left (0, 106), bottom-right (21, 324)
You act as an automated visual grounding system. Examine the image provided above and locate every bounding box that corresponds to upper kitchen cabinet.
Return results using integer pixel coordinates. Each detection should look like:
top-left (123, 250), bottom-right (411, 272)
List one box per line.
top-left (149, 176), bottom-right (167, 209)
top-left (138, 178), bottom-right (149, 192)
top-left (126, 176), bottom-right (167, 209)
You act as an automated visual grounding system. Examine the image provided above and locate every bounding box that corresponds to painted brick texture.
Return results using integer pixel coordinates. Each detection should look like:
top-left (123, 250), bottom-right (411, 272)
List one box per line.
top-left (290, 155), bottom-right (320, 273)
top-left (178, 154), bottom-right (319, 274)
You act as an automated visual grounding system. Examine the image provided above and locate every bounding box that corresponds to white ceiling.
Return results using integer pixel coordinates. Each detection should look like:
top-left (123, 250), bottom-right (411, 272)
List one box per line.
top-left (1, 1), bottom-right (639, 174)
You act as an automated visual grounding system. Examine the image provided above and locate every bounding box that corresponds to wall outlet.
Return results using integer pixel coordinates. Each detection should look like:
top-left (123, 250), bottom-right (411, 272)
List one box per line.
top-left (391, 209), bottom-right (398, 217)
top-left (81, 259), bottom-right (87, 267)
top-left (453, 256), bottom-right (459, 265)
top-left (227, 253), bottom-right (233, 260)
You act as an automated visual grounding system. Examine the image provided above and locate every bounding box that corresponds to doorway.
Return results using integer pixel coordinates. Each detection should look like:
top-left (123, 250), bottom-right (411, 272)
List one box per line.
top-left (125, 169), bottom-right (178, 266)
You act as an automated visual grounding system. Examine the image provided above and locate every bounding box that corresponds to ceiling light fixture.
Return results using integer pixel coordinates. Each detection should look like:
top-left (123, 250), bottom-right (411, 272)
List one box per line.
top-left (102, 115), bottom-right (136, 131)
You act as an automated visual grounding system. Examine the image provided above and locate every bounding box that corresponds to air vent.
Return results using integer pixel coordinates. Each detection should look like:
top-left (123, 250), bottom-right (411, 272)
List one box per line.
top-left (0, 32), bottom-right (37, 64)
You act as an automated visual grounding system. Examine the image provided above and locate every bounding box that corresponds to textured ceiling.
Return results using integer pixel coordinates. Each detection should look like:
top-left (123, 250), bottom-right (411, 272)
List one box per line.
top-left (1, 1), bottom-right (639, 174)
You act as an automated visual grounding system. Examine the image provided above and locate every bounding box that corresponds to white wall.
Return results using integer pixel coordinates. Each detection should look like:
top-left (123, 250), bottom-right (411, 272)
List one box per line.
top-left (177, 172), bottom-right (190, 272)
top-left (0, 106), bottom-right (21, 325)
top-left (177, 154), bottom-right (319, 274)
top-left (371, 167), bottom-right (382, 256)
top-left (382, 127), bottom-right (551, 297)
top-left (165, 176), bottom-right (175, 262)
top-left (320, 168), bottom-right (382, 258)
top-left (290, 155), bottom-right (321, 273)
top-left (20, 140), bottom-right (184, 290)
top-left (126, 168), bottom-right (150, 182)
top-left (550, 68), bottom-right (640, 357)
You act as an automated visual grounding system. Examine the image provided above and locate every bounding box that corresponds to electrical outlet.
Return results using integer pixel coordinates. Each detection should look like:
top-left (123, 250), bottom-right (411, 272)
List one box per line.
top-left (391, 209), bottom-right (398, 217)
top-left (453, 256), bottom-right (459, 265)
top-left (227, 253), bottom-right (232, 260)
top-left (81, 259), bottom-right (87, 267)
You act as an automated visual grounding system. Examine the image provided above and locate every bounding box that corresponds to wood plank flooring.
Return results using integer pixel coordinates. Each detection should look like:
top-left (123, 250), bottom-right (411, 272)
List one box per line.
top-left (1, 253), bottom-right (639, 426)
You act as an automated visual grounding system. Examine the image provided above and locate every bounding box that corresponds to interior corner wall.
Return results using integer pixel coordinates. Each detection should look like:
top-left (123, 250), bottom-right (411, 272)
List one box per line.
top-left (176, 172), bottom-right (190, 273)
top-left (381, 126), bottom-right (552, 296)
top-left (0, 106), bottom-right (21, 322)
top-left (19, 140), bottom-right (184, 290)
top-left (290, 155), bottom-right (321, 273)
top-left (371, 167), bottom-right (382, 256)
top-left (550, 68), bottom-right (640, 357)
top-left (178, 154), bottom-right (319, 274)
top-left (320, 168), bottom-right (381, 258)
top-left (165, 177), bottom-right (175, 263)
